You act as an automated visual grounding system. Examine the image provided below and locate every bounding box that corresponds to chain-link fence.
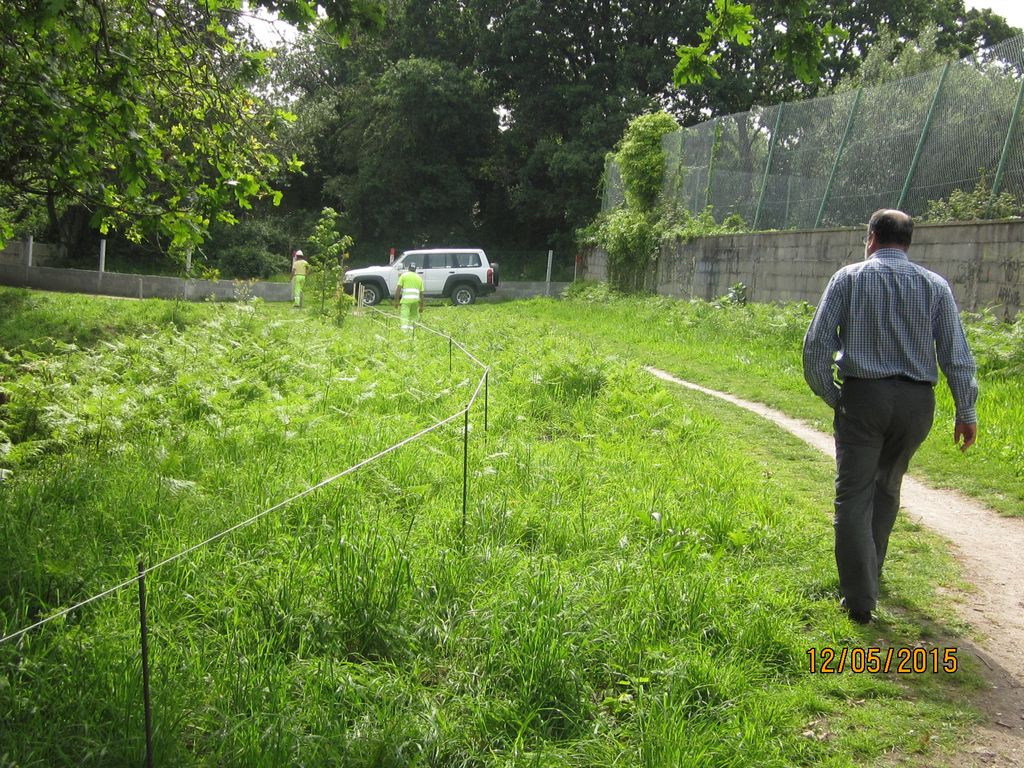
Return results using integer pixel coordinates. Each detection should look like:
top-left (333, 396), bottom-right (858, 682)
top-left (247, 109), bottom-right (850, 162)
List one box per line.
top-left (605, 35), bottom-right (1024, 229)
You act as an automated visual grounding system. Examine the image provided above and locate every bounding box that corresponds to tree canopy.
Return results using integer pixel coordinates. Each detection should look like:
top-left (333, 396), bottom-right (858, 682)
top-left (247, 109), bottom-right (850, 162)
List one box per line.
top-left (666, 0), bottom-right (1020, 120)
top-left (0, 0), bottom-right (383, 256)
top-left (2, 0), bottom-right (1018, 264)
top-left (275, 0), bottom-right (1019, 260)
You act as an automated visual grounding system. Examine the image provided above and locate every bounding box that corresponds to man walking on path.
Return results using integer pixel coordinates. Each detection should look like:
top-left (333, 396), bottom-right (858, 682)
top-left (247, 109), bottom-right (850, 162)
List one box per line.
top-left (291, 250), bottom-right (310, 308)
top-left (802, 209), bottom-right (978, 625)
top-left (395, 261), bottom-right (424, 330)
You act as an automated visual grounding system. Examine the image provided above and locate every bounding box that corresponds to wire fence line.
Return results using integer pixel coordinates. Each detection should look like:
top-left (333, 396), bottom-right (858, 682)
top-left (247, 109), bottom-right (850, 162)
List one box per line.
top-left (604, 34), bottom-right (1024, 229)
top-left (0, 309), bottom-right (490, 647)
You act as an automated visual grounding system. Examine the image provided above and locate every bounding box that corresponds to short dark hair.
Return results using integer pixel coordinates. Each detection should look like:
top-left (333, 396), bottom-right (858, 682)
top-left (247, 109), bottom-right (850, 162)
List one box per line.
top-left (868, 209), bottom-right (913, 248)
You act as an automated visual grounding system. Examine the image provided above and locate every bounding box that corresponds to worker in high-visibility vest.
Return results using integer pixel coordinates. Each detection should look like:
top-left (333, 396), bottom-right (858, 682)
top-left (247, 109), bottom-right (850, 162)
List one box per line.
top-left (395, 261), bottom-right (424, 330)
top-left (291, 250), bottom-right (309, 307)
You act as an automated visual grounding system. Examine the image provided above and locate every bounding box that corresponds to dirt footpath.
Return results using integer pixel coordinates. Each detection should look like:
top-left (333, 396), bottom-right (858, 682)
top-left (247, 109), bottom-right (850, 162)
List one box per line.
top-left (647, 367), bottom-right (1023, 767)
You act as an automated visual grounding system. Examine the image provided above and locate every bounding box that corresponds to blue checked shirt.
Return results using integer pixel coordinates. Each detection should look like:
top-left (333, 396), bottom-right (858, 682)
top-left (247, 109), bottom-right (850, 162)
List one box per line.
top-left (803, 248), bottom-right (978, 423)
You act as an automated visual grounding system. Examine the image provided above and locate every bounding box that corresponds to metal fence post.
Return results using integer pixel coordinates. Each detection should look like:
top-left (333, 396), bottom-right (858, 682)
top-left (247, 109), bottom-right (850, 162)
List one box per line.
top-left (753, 104), bottom-right (785, 230)
top-left (784, 175), bottom-right (793, 228)
top-left (138, 561), bottom-right (154, 768)
top-left (461, 408), bottom-right (469, 547)
top-left (987, 74), bottom-right (1024, 218)
top-left (705, 122), bottom-right (723, 211)
top-left (816, 88), bottom-right (863, 229)
top-left (898, 62), bottom-right (950, 211)
top-left (676, 131), bottom-right (687, 215)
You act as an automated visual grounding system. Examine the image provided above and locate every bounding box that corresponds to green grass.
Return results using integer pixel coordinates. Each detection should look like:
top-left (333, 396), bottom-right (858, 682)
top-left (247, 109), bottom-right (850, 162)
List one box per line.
top-left (0, 287), bottom-right (212, 351)
top-left (0, 291), bottom-right (996, 765)
top-left (506, 287), bottom-right (1024, 517)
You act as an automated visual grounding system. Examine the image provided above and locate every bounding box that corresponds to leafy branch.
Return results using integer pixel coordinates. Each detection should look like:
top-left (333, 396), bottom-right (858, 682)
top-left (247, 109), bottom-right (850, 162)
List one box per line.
top-left (673, 0), bottom-right (756, 86)
top-left (673, 0), bottom-right (847, 87)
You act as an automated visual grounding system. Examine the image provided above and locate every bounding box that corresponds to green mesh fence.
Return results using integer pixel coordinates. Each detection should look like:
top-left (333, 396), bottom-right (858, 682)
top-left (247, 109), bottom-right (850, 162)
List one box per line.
top-left (605, 35), bottom-right (1024, 229)
top-left (602, 155), bottom-right (626, 211)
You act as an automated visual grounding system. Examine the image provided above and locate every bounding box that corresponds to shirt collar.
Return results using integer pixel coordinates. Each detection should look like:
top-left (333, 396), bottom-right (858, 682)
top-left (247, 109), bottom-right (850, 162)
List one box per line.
top-left (871, 247), bottom-right (909, 261)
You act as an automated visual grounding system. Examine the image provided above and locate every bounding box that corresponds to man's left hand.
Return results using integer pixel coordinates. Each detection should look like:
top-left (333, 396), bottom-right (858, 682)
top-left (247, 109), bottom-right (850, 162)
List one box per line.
top-left (954, 422), bottom-right (977, 452)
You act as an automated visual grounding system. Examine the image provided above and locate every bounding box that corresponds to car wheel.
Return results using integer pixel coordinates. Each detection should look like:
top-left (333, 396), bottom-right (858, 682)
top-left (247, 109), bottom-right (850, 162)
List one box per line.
top-left (451, 284), bottom-right (477, 305)
top-left (358, 282), bottom-right (383, 306)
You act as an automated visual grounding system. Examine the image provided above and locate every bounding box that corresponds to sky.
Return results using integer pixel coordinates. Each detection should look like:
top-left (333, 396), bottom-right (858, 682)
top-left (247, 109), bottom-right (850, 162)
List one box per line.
top-left (239, 2), bottom-right (1024, 54)
top-left (241, 2), bottom-right (1024, 48)
top-left (240, 4), bottom-right (298, 48)
top-left (964, 0), bottom-right (1024, 30)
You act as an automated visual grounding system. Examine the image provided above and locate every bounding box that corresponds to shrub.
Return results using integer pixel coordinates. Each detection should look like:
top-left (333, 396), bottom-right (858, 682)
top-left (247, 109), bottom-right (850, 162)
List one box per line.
top-left (561, 281), bottom-right (621, 302)
top-left (203, 212), bottom-right (318, 278)
top-left (925, 175), bottom-right (1024, 222)
top-left (306, 207), bottom-right (354, 318)
top-left (663, 207), bottom-right (747, 243)
top-left (616, 112), bottom-right (680, 213)
top-left (578, 109), bottom-right (747, 292)
top-left (214, 244), bottom-right (288, 279)
top-left (582, 208), bottom-right (663, 290)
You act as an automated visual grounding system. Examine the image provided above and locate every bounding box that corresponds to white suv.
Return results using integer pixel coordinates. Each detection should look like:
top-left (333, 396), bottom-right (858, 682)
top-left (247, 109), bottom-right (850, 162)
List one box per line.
top-left (343, 248), bottom-right (499, 306)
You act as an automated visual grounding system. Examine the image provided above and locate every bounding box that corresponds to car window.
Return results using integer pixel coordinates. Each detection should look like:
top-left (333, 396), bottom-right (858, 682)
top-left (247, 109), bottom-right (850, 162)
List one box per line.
top-left (407, 252), bottom-right (482, 268)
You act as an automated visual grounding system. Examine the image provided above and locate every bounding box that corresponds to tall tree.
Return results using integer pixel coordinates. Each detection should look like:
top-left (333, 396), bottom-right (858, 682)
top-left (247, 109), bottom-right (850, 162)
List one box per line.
top-left (0, 0), bottom-right (383, 257)
top-left (277, 0), bottom-right (1021, 258)
top-left (344, 57), bottom-right (496, 246)
top-left (281, 0), bottom-right (712, 253)
top-left (474, 0), bottom-right (709, 250)
top-left (275, 18), bottom-right (496, 255)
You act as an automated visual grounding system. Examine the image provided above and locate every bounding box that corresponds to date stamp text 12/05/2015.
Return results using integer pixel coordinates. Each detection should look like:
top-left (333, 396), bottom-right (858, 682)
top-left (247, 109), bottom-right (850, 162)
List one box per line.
top-left (807, 647), bottom-right (958, 674)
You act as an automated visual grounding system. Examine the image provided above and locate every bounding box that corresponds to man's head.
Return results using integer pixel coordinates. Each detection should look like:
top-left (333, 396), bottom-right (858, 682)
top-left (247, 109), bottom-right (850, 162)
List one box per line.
top-left (406, 261), bottom-right (417, 271)
top-left (866, 209), bottom-right (913, 253)
top-left (294, 249), bottom-right (303, 259)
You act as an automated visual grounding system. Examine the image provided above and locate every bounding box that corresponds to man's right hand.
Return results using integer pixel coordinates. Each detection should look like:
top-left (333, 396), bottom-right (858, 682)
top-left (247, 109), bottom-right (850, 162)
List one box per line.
top-left (954, 422), bottom-right (977, 452)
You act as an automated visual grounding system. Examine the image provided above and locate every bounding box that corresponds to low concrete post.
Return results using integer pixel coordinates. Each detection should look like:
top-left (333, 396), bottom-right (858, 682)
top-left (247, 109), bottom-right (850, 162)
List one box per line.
top-left (545, 249), bottom-right (553, 296)
top-left (25, 235), bottom-right (33, 267)
top-left (99, 239), bottom-right (106, 273)
top-left (354, 283), bottom-right (365, 315)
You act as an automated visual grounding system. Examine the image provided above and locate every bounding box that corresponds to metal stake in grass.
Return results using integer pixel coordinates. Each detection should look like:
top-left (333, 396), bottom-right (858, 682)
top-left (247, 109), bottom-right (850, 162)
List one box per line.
top-left (461, 407), bottom-right (469, 548)
top-left (137, 561), bottom-right (154, 768)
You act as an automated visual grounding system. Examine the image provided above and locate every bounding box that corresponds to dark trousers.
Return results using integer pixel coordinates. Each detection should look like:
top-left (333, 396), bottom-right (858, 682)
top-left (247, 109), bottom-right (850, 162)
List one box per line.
top-left (833, 378), bottom-right (935, 613)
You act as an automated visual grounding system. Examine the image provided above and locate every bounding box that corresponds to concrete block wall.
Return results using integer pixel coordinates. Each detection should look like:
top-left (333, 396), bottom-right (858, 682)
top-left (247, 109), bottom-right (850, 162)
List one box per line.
top-left (8, 221), bottom-right (1020, 312)
top-left (0, 240), bottom-right (59, 267)
top-left (493, 281), bottom-right (571, 299)
top-left (0, 264), bottom-right (292, 302)
top-left (0, 262), bottom-right (569, 304)
top-left (583, 220), bottom-right (1024, 319)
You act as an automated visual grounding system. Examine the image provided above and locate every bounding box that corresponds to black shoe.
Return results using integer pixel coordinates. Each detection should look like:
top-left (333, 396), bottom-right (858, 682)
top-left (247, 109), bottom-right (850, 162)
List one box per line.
top-left (840, 598), bottom-right (872, 625)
